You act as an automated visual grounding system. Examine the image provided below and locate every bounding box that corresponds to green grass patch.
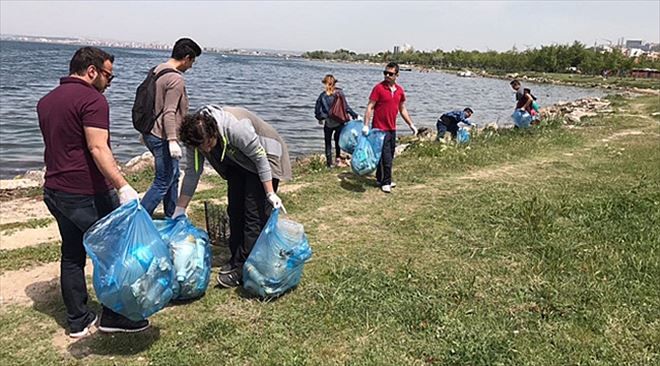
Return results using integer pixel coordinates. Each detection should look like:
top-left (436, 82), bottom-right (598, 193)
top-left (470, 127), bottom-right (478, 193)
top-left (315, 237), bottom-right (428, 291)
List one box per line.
top-left (0, 217), bottom-right (53, 234)
top-left (0, 242), bottom-right (60, 273)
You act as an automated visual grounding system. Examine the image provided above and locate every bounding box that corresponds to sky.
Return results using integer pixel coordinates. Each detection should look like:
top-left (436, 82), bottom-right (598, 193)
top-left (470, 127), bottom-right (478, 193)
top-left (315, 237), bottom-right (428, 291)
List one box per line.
top-left (1, 1), bottom-right (659, 53)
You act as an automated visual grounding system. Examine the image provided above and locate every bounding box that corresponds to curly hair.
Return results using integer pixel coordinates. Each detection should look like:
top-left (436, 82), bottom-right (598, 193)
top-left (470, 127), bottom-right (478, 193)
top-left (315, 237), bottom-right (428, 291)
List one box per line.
top-left (179, 111), bottom-right (220, 148)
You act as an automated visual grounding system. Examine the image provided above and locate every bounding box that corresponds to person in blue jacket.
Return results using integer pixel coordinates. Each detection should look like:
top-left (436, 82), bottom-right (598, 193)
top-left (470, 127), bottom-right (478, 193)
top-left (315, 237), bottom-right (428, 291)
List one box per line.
top-left (436, 107), bottom-right (474, 141)
top-left (314, 74), bottom-right (358, 167)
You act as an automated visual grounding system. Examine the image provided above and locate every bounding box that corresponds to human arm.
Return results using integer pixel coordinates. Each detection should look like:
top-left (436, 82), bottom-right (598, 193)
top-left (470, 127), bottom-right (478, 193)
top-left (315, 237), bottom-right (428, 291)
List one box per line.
top-left (162, 75), bottom-right (185, 141)
top-left (399, 102), bottom-right (417, 134)
top-left (363, 99), bottom-right (376, 134)
top-left (174, 146), bottom-right (205, 215)
top-left (314, 93), bottom-right (327, 121)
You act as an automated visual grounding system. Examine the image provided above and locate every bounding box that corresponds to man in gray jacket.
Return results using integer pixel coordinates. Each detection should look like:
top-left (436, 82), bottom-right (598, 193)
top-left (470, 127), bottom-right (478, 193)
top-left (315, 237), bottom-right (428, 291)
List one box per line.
top-left (173, 105), bottom-right (292, 287)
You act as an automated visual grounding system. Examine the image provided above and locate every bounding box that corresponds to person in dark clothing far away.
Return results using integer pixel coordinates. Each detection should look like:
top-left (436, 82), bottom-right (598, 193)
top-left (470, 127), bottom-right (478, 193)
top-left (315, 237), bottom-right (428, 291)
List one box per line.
top-left (37, 46), bottom-right (149, 338)
top-left (314, 74), bottom-right (358, 167)
top-left (436, 107), bottom-right (474, 142)
top-left (173, 105), bottom-right (292, 288)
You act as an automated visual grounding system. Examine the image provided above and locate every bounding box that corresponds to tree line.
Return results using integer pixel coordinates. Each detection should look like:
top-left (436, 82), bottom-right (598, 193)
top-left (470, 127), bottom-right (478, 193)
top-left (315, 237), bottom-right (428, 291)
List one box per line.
top-left (303, 42), bottom-right (660, 76)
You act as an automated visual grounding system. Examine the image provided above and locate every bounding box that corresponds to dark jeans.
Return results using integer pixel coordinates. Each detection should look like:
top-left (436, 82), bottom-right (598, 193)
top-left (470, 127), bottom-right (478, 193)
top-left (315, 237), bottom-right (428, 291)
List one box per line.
top-left (226, 165), bottom-right (279, 274)
top-left (43, 188), bottom-right (119, 330)
top-left (323, 124), bottom-right (344, 167)
top-left (376, 131), bottom-right (397, 186)
top-left (436, 117), bottom-right (459, 140)
top-left (141, 133), bottom-right (180, 217)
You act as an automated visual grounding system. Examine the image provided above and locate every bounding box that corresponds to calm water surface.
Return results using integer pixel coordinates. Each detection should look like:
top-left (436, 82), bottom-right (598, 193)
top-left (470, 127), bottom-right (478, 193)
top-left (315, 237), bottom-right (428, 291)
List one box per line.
top-left (0, 41), bottom-right (605, 178)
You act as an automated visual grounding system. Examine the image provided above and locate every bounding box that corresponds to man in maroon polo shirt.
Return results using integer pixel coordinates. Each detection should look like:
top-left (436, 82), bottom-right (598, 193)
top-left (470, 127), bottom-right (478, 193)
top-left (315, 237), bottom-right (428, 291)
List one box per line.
top-left (37, 47), bottom-right (147, 338)
top-left (363, 62), bottom-right (417, 193)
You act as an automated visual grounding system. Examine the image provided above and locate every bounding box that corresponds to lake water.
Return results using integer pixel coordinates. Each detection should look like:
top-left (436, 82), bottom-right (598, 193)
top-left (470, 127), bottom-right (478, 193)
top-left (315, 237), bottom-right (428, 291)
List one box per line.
top-left (0, 40), bottom-right (605, 179)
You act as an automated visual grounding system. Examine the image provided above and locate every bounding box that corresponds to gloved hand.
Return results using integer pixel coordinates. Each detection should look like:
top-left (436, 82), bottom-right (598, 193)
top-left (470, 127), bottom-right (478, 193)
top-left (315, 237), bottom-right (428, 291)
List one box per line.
top-left (118, 184), bottom-right (139, 205)
top-left (410, 124), bottom-right (418, 136)
top-left (318, 119), bottom-right (325, 126)
top-left (267, 192), bottom-right (287, 214)
top-left (169, 140), bottom-right (182, 159)
top-left (361, 124), bottom-right (369, 135)
top-left (172, 206), bottom-right (187, 219)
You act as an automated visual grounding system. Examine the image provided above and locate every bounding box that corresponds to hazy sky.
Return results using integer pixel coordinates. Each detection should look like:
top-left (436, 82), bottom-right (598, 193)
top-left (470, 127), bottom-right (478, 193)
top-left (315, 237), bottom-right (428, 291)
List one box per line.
top-left (1, 1), bottom-right (658, 53)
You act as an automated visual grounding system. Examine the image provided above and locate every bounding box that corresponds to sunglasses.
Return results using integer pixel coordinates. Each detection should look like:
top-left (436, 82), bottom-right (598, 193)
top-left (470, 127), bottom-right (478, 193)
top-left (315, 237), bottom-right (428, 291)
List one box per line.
top-left (383, 71), bottom-right (396, 77)
top-left (98, 67), bottom-right (115, 82)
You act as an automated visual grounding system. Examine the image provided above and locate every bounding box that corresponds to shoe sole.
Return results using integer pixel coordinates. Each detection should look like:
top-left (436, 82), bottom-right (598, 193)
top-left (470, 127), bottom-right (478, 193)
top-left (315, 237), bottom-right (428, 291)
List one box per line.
top-left (69, 314), bottom-right (99, 339)
top-left (98, 323), bottom-right (150, 334)
top-left (218, 266), bottom-right (237, 275)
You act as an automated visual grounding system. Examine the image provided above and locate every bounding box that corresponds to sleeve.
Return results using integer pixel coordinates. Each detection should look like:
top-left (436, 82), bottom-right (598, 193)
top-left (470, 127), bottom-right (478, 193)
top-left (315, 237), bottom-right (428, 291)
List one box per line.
top-left (314, 93), bottom-right (326, 121)
top-left (180, 145), bottom-right (204, 197)
top-left (81, 95), bottom-right (110, 129)
top-left (399, 87), bottom-right (406, 103)
top-left (162, 75), bottom-right (185, 140)
top-left (228, 119), bottom-right (272, 182)
top-left (460, 113), bottom-right (472, 125)
top-left (368, 86), bottom-right (380, 103)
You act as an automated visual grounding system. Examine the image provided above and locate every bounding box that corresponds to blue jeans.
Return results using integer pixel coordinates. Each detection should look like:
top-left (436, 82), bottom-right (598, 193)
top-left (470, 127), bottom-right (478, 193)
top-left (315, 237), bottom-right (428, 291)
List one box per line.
top-left (141, 134), bottom-right (180, 217)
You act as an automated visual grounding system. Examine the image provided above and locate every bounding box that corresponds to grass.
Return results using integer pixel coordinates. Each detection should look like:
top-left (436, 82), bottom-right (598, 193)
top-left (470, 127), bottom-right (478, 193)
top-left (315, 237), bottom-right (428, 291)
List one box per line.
top-left (0, 217), bottom-right (52, 234)
top-left (0, 95), bottom-right (658, 365)
top-left (485, 70), bottom-right (660, 90)
top-left (0, 241), bottom-right (60, 273)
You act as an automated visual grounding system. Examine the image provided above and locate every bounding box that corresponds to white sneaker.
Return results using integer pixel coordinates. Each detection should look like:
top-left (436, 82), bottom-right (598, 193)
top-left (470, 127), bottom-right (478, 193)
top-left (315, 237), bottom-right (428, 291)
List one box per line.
top-left (381, 184), bottom-right (391, 193)
top-left (69, 314), bottom-right (98, 339)
top-left (377, 181), bottom-right (396, 188)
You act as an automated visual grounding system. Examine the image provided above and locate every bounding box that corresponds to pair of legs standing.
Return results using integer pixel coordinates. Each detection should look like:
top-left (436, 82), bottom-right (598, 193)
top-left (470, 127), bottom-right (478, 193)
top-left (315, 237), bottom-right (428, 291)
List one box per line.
top-left (377, 130), bottom-right (397, 188)
top-left (141, 133), bottom-right (180, 217)
top-left (324, 123), bottom-right (344, 167)
top-left (221, 163), bottom-right (279, 287)
top-left (43, 188), bottom-right (148, 336)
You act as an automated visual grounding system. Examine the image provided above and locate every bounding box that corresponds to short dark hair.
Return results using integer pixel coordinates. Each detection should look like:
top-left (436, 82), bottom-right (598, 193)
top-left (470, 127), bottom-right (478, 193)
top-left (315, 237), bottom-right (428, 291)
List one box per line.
top-left (385, 62), bottom-right (399, 74)
top-left (171, 38), bottom-right (202, 60)
top-left (69, 47), bottom-right (114, 75)
top-left (179, 111), bottom-right (220, 148)
top-left (464, 107), bottom-right (474, 114)
top-left (510, 79), bottom-right (520, 86)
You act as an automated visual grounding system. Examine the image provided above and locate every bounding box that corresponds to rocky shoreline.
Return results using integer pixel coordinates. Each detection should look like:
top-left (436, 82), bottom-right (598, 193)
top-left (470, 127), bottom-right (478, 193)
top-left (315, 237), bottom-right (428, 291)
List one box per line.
top-left (0, 95), bottom-right (623, 192)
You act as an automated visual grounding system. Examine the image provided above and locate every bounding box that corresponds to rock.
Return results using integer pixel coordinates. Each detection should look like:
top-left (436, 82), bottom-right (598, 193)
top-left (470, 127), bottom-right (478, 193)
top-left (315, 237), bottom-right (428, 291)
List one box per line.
top-left (0, 179), bottom-right (40, 190)
top-left (22, 168), bottom-right (45, 185)
top-left (416, 127), bottom-right (434, 140)
top-left (394, 143), bottom-right (410, 157)
top-left (124, 152), bottom-right (154, 173)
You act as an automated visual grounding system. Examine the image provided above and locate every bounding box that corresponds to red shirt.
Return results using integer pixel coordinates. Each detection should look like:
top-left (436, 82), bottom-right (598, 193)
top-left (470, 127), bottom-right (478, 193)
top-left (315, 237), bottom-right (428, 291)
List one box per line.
top-left (369, 81), bottom-right (406, 131)
top-left (37, 77), bottom-right (113, 195)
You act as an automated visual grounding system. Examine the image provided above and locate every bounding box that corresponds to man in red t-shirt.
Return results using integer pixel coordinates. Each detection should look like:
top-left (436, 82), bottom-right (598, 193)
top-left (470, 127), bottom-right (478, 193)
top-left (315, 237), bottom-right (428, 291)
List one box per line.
top-left (37, 47), bottom-right (147, 338)
top-left (363, 62), bottom-right (417, 193)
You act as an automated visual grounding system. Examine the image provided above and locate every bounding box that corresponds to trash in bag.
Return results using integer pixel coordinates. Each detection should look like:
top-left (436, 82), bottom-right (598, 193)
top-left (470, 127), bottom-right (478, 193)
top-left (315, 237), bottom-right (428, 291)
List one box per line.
top-left (531, 101), bottom-right (540, 113)
top-left (512, 109), bottom-right (533, 128)
top-left (243, 208), bottom-right (312, 298)
top-left (83, 200), bottom-right (175, 321)
top-left (154, 217), bottom-right (212, 300)
top-left (457, 127), bottom-right (470, 144)
top-left (338, 120), bottom-right (364, 154)
top-left (351, 134), bottom-right (378, 176)
top-left (365, 128), bottom-right (386, 162)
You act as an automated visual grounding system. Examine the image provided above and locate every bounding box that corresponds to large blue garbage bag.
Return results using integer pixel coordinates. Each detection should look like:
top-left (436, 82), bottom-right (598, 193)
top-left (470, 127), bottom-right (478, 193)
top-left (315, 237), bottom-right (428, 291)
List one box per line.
top-left (154, 217), bottom-right (212, 300)
top-left (365, 128), bottom-right (387, 162)
top-left (457, 127), bottom-right (470, 144)
top-left (338, 120), bottom-right (363, 154)
top-left (351, 134), bottom-right (378, 176)
top-left (512, 109), bottom-right (533, 128)
top-left (83, 200), bottom-right (175, 321)
top-left (243, 209), bottom-right (312, 298)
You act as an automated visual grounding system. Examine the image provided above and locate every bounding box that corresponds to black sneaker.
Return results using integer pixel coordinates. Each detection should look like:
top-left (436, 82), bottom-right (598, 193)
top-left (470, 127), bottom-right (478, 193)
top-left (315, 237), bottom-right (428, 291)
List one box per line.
top-left (98, 308), bottom-right (150, 333)
top-left (217, 270), bottom-right (242, 288)
top-left (69, 311), bottom-right (98, 339)
top-left (219, 262), bottom-right (237, 275)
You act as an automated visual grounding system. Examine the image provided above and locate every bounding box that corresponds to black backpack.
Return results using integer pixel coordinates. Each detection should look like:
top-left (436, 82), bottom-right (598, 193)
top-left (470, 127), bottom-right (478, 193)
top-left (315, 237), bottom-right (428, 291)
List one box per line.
top-left (132, 67), bottom-right (179, 133)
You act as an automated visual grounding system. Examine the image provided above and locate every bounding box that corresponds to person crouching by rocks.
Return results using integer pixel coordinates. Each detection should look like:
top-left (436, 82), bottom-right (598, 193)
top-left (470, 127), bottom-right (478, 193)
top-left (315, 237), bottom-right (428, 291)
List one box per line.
top-left (173, 105), bottom-right (292, 288)
top-left (436, 107), bottom-right (474, 142)
top-left (314, 74), bottom-right (358, 168)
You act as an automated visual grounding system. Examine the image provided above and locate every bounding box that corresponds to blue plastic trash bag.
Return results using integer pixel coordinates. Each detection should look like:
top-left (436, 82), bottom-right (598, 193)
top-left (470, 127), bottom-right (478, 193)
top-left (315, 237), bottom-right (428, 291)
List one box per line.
top-left (457, 127), bottom-right (470, 144)
top-left (338, 120), bottom-right (363, 154)
top-left (83, 200), bottom-right (175, 321)
top-left (365, 128), bottom-right (387, 162)
top-left (154, 217), bottom-right (212, 300)
top-left (512, 109), bottom-right (533, 128)
top-left (351, 134), bottom-right (378, 176)
top-left (243, 208), bottom-right (312, 298)
top-left (531, 101), bottom-right (540, 113)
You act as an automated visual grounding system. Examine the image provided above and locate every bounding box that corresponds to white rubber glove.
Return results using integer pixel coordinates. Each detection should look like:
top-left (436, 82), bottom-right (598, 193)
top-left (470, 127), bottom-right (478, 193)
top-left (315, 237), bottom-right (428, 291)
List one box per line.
top-left (267, 192), bottom-right (287, 214)
top-left (410, 124), bottom-right (418, 136)
top-left (361, 124), bottom-right (369, 135)
top-left (118, 184), bottom-right (139, 205)
top-left (169, 140), bottom-right (182, 159)
top-left (172, 206), bottom-right (186, 219)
